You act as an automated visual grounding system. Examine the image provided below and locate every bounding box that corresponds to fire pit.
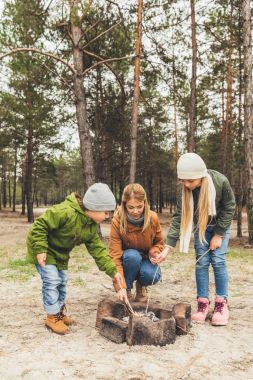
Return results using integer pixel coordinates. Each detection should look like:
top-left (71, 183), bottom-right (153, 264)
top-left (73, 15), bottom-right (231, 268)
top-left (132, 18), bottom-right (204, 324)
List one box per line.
top-left (96, 298), bottom-right (191, 346)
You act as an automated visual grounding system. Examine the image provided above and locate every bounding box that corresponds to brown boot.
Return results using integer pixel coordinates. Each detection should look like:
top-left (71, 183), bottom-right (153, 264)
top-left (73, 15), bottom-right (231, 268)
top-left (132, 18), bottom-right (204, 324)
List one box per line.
top-left (135, 281), bottom-right (147, 303)
top-left (45, 312), bottom-right (70, 335)
top-left (60, 304), bottom-right (76, 326)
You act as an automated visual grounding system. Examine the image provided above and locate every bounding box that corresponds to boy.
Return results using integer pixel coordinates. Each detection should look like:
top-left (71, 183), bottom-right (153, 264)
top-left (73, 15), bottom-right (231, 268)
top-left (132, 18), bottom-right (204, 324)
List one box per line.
top-left (27, 183), bottom-right (122, 334)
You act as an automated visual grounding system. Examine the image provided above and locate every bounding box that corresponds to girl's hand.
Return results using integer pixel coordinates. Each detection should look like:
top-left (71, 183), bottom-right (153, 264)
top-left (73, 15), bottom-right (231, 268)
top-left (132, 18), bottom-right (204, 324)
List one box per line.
top-left (210, 234), bottom-right (222, 250)
top-left (37, 253), bottom-right (47, 267)
top-left (117, 288), bottom-right (128, 303)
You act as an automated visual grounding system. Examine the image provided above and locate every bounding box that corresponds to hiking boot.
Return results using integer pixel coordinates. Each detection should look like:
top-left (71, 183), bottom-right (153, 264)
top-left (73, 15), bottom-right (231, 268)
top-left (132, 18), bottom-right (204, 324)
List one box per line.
top-left (211, 297), bottom-right (229, 326)
top-left (191, 297), bottom-right (210, 323)
top-left (135, 281), bottom-right (147, 303)
top-left (45, 312), bottom-right (70, 335)
top-left (60, 304), bottom-right (76, 326)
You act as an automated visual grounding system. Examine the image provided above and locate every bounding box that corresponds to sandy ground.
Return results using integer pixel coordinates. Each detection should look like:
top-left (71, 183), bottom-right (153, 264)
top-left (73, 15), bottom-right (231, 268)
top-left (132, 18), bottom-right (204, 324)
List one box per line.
top-left (0, 208), bottom-right (253, 380)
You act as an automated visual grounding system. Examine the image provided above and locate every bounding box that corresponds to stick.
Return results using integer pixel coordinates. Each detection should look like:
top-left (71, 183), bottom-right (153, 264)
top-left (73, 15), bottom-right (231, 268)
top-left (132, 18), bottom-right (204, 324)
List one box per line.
top-left (145, 264), bottom-right (160, 315)
top-left (195, 248), bottom-right (210, 264)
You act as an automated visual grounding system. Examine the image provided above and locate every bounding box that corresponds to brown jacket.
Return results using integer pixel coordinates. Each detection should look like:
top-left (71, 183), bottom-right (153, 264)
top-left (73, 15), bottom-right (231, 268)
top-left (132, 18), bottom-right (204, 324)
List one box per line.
top-left (109, 211), bottom-right (164, 290)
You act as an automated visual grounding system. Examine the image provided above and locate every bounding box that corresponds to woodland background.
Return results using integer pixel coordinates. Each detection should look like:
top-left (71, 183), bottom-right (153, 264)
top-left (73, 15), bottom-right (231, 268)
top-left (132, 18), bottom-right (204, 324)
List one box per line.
top-left (0, 0), bottom-right (253, 243)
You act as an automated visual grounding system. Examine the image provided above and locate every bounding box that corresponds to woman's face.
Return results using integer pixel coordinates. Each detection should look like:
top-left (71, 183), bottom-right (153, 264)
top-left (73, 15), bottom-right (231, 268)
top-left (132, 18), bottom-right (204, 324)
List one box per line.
top-left (126, 198), bottom-right (145, 219)
top-left (181, 178), bottom-right (202, 191)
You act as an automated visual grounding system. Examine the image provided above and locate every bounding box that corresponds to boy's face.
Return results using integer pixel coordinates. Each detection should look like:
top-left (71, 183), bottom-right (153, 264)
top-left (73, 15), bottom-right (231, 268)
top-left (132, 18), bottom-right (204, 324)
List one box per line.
top-left (86, 210), bottom-right (111, 224)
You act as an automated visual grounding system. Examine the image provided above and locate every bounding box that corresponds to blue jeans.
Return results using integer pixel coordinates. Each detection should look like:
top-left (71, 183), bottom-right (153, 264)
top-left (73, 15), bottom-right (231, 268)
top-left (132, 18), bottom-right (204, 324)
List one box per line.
top-left (36, 264), bottom-right (68, 314)
top-left (194, 225), bottom-right (231, 299)
top-left (122, 249), bottom-right (161, 289)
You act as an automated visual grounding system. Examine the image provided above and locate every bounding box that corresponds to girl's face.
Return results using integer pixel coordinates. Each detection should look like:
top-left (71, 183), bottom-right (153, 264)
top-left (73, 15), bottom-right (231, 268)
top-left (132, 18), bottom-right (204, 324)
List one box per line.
top-left (126, 198), bottom-right (145, 219)
top-left (181, 178), bottom-right (202, 191)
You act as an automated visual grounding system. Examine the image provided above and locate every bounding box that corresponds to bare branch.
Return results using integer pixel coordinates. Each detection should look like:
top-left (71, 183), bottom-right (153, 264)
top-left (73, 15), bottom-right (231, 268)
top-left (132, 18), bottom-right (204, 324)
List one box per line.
top-left (79, 20), bottom-right (101, 44)
top-left (82, 20), bottom-right (122, 49)
top-left (0, 48), bottom-right (75, 73)
top-left (83, 50), bottom-right (135, 76)
top-left (80, 0), bottom-right (94, 23)
top-left (83, 49), bottom-right (131, 98)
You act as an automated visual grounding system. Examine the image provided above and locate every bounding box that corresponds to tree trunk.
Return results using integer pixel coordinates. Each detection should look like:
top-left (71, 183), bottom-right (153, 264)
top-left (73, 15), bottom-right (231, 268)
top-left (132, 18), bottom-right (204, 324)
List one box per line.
top-left (26, 127), bottom-right (34, 222)
top-left (21, 160), bottom-right (26, 215)
top-left (1, 158), bottom-right (7, 208)
top-left (12, 144), bottom-right (17, 212)
top-left (70, 0), bottom-right (95, 192)
top-left (8, 173), bottom-right (11, 208)
top-left (188, 0), bottom-right (197, 152)
top-left (129, 0), bottom-right (143, 183)
top-left (223, 5), bottom-right (234, 181)
top-left (172, 44), bottom-right (179, 161)
top-left (242, 0), bottom-right (253, 244)
top-left (237, 12), bottom-right (244, 238)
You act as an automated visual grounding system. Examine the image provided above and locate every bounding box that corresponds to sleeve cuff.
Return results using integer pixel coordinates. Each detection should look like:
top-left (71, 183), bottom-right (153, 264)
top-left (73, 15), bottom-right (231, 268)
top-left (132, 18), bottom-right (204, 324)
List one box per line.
top-left (213, 226), bottom-right (226, 236)
top-left (166, 236), bottom-right (177, 247)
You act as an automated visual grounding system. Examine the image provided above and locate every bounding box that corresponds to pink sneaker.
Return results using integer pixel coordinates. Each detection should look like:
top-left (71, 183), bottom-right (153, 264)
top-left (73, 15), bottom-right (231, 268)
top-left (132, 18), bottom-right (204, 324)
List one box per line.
top-left (191, 297), bottom-right (210, 323)
top-left (211, 297), bottom-right (229, 326)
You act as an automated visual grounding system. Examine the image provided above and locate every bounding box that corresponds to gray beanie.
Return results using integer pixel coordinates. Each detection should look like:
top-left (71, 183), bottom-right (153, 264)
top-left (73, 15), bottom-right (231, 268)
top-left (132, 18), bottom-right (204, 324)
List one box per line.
top-left (83, 183), bottom-right (116, 211)
top-left (177, 153), bottom-right (208, 179)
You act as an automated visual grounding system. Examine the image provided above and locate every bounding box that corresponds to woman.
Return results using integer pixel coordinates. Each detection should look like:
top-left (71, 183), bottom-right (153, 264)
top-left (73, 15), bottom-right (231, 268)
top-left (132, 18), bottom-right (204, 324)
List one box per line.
top-left (109, 183), bottom-right (165, 303)
top-left (160, 153), bottom-right (235, 326)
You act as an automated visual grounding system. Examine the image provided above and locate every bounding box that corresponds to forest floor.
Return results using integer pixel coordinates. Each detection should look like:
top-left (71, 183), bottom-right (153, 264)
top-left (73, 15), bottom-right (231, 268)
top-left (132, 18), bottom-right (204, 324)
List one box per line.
top-left (0, 208), bottom-right (253, 380)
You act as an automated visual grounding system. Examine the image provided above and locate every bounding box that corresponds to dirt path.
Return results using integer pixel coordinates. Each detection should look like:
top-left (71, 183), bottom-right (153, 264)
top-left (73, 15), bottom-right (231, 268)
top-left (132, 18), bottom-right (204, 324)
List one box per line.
top-left (0, 209), bottom-right (253, 380)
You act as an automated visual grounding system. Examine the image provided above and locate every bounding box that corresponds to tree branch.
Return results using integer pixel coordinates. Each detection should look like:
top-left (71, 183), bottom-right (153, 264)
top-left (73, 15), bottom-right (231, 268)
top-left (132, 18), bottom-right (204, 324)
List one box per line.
top-left (82, 50), bottom-right (135, 76)
top-left (83, 49), bottom-right (131, 99)
top-left (82, 20), bottom-right (122, 49)
top-left (0, 48), bottom-right (75, 73)
top-left (80, 0), bottom-right (94, 23)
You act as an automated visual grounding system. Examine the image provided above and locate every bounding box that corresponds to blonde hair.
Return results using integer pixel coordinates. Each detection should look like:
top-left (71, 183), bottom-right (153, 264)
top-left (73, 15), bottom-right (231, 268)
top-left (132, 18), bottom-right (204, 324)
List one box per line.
top-left (116, 183), bottom-right (151, 234)
top-left (180, 177), bottom-right (209, 243)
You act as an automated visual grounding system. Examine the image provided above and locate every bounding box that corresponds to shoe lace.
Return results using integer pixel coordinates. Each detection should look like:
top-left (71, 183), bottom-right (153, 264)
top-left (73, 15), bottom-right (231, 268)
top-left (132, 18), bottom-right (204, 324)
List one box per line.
top-left (214, 301), bottom-right (224, 313)
top-left (197, 301), bottom-right (208, 312)
top-left (54, 312), bottom-right (63, 322)
top-left (60, 304), bottom-right (67, 317)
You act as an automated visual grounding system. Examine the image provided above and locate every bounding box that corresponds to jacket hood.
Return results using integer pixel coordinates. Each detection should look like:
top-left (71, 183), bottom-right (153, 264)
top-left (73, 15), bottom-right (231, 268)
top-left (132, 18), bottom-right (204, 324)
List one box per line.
top-left (65, 193), bottom-right (92, 221)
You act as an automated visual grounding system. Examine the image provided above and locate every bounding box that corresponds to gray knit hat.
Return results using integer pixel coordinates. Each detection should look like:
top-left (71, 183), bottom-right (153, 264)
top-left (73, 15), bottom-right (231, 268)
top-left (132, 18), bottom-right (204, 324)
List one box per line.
top-left (83, 183), bottom-right (116, 211)
top-left (177, 153), bottom-right (208, 179)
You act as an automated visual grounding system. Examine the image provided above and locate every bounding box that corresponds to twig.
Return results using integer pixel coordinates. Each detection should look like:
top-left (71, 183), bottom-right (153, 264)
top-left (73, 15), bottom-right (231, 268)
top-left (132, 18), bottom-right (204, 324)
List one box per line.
top-left (196, 249), bottom-right (210, 264)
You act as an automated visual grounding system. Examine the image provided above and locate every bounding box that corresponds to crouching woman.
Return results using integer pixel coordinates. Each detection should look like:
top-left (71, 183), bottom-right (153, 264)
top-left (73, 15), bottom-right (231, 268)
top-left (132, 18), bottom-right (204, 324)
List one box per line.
top-left (109, 183), bottom-right (165, 303)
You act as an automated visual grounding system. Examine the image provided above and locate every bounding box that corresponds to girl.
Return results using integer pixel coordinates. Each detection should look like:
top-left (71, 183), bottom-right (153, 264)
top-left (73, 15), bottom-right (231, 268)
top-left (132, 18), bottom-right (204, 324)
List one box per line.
top-left (109, 183), bottom-right (165, 303)
top-left (161, 153), bottom-right (235, 326)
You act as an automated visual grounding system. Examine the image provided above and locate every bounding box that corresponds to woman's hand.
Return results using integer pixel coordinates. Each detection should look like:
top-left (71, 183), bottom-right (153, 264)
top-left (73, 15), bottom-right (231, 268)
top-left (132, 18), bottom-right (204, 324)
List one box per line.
top-left (210, 234), bottom-right (222, 250)
top-left (150, 246), bottom-right (171, 264)
top-left (37, 252), bottom-right (47, 267)
top-left (116, 288), bottom-right (128, 303)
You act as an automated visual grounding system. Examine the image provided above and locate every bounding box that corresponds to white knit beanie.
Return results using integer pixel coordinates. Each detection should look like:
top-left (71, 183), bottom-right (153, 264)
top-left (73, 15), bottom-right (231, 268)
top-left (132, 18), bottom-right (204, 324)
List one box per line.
top-left (177, 153), bottom-right (208, 179)
top-left (83, 183), bottom-right (116, 211)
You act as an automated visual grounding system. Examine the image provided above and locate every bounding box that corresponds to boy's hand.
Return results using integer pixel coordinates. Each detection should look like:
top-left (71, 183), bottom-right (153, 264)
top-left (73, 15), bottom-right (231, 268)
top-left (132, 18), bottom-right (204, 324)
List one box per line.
top-left (112, 272), bottom-right (124, 289)
top-left (117, 288), bottom-right (128, 303)
top-left (37, 253), bottom-right (47, 267)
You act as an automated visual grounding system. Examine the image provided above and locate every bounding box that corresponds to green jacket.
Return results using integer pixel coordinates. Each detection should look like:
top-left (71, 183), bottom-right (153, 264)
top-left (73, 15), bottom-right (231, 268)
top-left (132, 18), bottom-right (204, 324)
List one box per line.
top-left (166, 170), bottom-right (236, 247)
top-left (26, 193), bottom-right (117, 277)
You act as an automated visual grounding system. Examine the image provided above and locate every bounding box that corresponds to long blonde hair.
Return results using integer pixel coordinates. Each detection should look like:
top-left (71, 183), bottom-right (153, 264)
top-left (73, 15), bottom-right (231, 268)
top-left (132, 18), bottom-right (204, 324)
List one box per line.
top-left (181, 177), bottom-right (209, 243)
top-left (116, 183), bottom-right (151, 234)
